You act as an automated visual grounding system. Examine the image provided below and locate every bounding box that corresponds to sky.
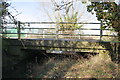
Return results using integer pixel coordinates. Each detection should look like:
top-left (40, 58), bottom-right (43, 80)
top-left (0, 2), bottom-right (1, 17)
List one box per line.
top-left (7, 0), bottom-right (119, 35)
top-left (8, 0), bottom-right (99, 22)
top-left (7, 0), bottom-right (120, 22)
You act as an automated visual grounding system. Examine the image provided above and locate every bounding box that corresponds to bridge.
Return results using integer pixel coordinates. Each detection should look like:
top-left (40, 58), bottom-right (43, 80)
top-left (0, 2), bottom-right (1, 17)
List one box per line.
top-left (2, 21), bottom-right (119, 60)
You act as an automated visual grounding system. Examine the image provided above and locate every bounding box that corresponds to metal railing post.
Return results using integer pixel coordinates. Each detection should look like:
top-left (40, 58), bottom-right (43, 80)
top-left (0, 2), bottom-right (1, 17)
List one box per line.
top-left (43, 30), bottom-right (45, 38)
top-left (114, 43), bottom-right (117, 55)
top-left (17, 21), bottom-right (21, 39)
top-left (56, 22), bottom-right (59, 39)
top-left (100, 21), bottom-right (103, 41)
top-left (79, 28), bottom-right (81, 39)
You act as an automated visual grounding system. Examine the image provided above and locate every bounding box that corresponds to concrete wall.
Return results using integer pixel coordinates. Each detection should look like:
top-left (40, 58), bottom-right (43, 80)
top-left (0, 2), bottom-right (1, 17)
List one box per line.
top-left (2, 38), bottom-right (118, 65)
top-left (5, 38), bottom-right (116, 53)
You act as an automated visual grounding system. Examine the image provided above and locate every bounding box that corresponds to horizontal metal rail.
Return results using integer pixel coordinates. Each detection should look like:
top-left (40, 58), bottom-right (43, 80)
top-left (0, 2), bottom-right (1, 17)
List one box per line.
top-left (2, 21), bottom-right (118, 41)
top-left (2, 33), bottom-right (118, 37)
top-left (4, 22), bottom-right (104, 24)
top-left (2, 27), bottom-right (112, 30)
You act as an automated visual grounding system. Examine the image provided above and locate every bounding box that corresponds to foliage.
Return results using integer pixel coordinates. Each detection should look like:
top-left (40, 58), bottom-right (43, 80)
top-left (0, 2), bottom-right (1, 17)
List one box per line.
top-left (87, 2), bottom-right (120, 63)
top-left (0, 2), bottom-right (2, 16)
top-left (54, 1), bottom-right (83, 32)
top-left (87, 2), bottom-right (120, 34)
top-left (0, 2), bottom-right (10, 16)
top-left (56, 12), bottom-right (83, 31)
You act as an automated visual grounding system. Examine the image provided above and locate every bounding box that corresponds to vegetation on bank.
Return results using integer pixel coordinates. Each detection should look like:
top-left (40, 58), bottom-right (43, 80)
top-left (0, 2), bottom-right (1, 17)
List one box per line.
top-left (29, 53), bottom-right (119, 78)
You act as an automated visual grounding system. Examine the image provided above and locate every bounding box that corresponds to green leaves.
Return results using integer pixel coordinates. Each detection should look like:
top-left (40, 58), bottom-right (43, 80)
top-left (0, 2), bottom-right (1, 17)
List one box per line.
top-left (57, 11), bottom-right (82, 31)
top-left (87, 2), bottom-right (120, 33)
top-left (73, 25), bottom-right (83, 29)
top-left (100, 25), bottom-right (107, 30)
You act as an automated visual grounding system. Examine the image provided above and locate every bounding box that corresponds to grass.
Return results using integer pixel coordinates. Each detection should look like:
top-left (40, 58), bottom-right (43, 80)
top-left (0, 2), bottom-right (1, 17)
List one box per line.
top-left (64, 53), bottom-right (118, 78)
top-left (29, 53), bottom-right (119, 78)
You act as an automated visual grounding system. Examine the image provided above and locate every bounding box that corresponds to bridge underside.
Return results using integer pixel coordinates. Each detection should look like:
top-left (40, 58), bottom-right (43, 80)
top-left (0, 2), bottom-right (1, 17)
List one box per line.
top-left (4, 38), bottom-right (118, 55)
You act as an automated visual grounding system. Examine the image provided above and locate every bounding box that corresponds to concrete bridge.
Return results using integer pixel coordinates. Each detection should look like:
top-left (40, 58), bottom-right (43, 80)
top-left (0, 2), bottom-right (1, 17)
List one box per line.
top-left (2, 22), bottom-right (119, 61)
top-left (3, 38), bottom-right (118, 60)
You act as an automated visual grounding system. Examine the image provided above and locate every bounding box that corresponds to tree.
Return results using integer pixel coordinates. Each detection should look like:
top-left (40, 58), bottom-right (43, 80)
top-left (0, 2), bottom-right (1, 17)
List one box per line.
top-left (87, 1), bottom-right (120, 63)
top-left (0, 2), bottom-right (3, 26)
top-left (54, 1), bottom-right (83, 38)
top-left (0, 1), bottom-right (9, 37)
top-left (0, 1), bottom-right (13, 38)
top-left (1, 1), bottom-right (24, 39)
top-left (87, 2), bottom-right (120, 33)
top-left (0, 1), bottom-right (8, 26)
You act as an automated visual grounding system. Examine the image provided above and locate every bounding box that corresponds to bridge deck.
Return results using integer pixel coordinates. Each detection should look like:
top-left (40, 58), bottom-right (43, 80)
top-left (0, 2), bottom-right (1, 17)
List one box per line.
top-left (7, 38), bottom-right (119, 43)
top-left (5, 38), bottom-right (118, 52)
top-left (3, 37), bottom-right (119, 58)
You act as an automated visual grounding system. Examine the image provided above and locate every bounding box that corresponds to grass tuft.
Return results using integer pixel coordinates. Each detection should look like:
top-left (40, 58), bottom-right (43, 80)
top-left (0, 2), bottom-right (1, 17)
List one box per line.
top-left (30, 53), bottom-right (119, 78)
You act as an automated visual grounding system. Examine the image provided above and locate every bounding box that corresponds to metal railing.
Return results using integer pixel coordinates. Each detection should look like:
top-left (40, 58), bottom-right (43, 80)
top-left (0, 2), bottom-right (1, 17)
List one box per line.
top-left (1, 21), bottom-right (118, 41)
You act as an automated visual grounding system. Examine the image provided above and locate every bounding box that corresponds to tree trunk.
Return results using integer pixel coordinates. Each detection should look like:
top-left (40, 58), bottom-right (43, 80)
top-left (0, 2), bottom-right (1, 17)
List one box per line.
top-left (110, 32), bottom-right (120, 63)
top-left (118, 32), bottom-right (120, 63)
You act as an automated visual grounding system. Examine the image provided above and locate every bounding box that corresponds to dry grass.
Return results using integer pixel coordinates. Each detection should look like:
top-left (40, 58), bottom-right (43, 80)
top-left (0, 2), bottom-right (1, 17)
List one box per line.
top-left (30, 53), bottom-right (119, 78)
top-left (64, 53), bottom-right (119, 78)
